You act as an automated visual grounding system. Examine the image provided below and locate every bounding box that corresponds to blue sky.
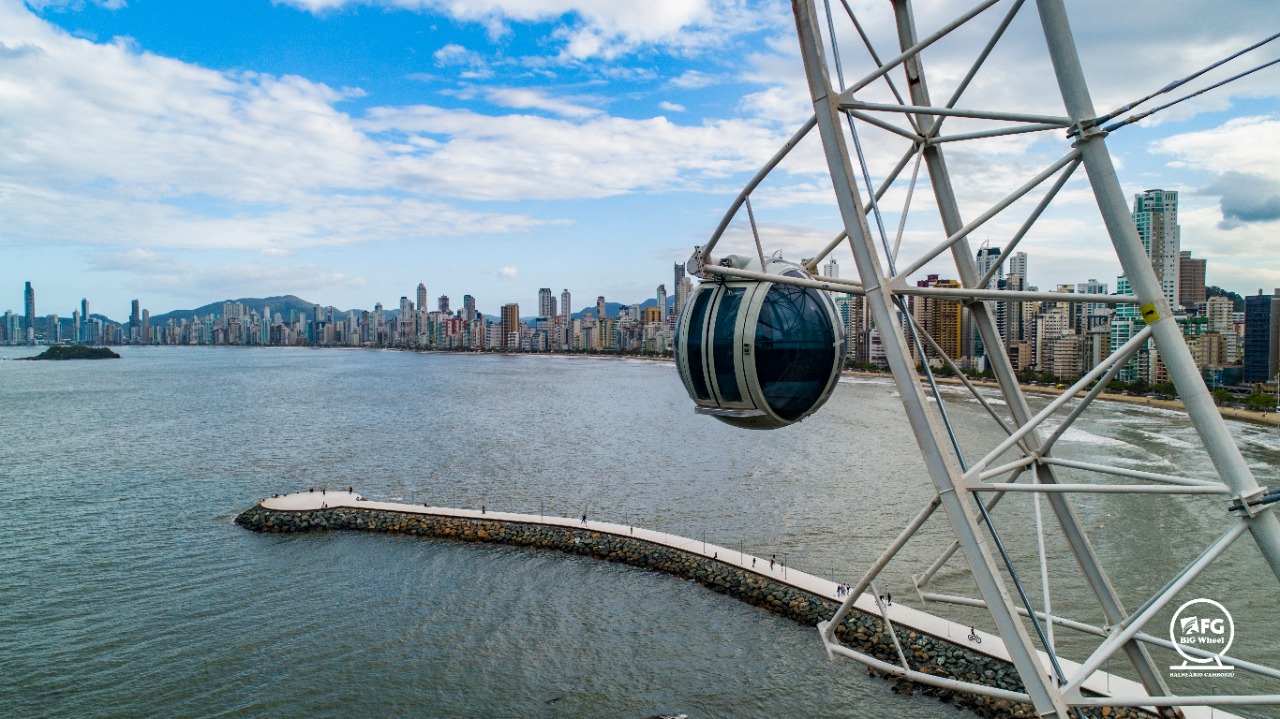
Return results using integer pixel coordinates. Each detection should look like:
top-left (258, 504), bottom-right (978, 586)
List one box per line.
top-left (2, 0), bottom-right (1278, 320)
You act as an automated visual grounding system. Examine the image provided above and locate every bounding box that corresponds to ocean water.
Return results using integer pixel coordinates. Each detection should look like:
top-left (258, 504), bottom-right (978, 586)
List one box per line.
top-left (1, 346), bottom-right (1276, 717)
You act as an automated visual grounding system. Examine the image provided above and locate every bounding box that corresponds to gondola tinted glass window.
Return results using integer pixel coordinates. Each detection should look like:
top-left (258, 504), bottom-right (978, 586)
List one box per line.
top-left (712, 288), bottom-right (744, 402)
top-left (754, 284), bottom-right (836, 420)
top-left (684, 288), bottom-right (713, 400)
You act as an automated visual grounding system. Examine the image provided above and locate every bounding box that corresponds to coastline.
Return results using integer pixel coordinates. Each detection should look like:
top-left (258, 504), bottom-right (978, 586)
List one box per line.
top-left (51, 344), bottom-right (1273, 428)
top-left (839, 368), bottom-right (1280, 429)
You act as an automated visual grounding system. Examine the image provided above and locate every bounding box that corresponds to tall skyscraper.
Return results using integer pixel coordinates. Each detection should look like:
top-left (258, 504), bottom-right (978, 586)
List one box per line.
top-left (656, 284), bottom-right (668, 323)
top-left (417, 283), bottom-right (428, 313)
top-left (1131, 189), bottom-right (1181, 309)
top-left (500, 303), bottom-right (520, 349)
top-left (23, 281), bottom-right (35, 344)
top-left (437, 295), bottom-right (450, 315)
top-left (823, 257), bottom-right (839, 280)
top-left (1076, 279), bottom-right (1110, 332)
top-left (1178, 250), bottom-right (1206, 310)
top-left (975, 246), bottom-right (1002, 289)
top-left (130, 299), bottom-right (141, 342)
top-left (1243, 289), bottom-right (1280, 384)
top-left (538, 288), bottom-right (553, 319)
top-left (673, 263), bottom-right (690, 319)
top-left (463, 295), bottom-right (476, 322)
top-left (79, 298), bottom-right (89, 342)
top-left (560, 289), bottom-right (571, 320)
top-left (910, 275), bottom-right (964, 362)
top-left (1006, 252), bottom-right (1028, 286)
top-left (596, 295), bottom-right (607, 321)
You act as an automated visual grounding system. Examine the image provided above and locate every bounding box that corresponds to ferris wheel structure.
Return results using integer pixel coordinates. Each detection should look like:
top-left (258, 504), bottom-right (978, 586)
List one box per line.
top-left (680, 1), bottom-right (1280, 716)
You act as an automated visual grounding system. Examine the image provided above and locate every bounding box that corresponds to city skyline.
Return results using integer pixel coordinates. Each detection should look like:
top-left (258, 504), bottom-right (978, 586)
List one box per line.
top-left (2, 1), bottom-right (1279, 318)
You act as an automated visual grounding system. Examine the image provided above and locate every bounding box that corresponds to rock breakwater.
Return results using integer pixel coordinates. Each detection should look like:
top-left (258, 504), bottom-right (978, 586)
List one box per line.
top-left (236, 502), bottom-right (1147, 719)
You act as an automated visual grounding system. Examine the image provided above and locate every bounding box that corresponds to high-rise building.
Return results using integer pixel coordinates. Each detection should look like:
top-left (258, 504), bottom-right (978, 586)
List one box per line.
top-left (823, 257), bottom-right (839, 280)
top-left (1006, 252), bottom-right (1028, 286)
top-left (673, 263), bottom-right (690, 319)
top-left (417, 283), bottom-right (428, 313)
top-left (130, 299), bottom-right (141, 342)
top-left (500, 303), bottom-right (520, 349)
top-left (463, 295), bottom-right (476, 322)
top-left (23, 281), bottom-right (35, 344)
top-left (975, 246), bottom-right (1002, 289)
top-left (560, 289), bottom-right (571, 320)
top-left (835, 294), bottom-right (867, 362)
top-left (437, 295), bottom-right (450, 315)
top-left (909, 274), bottom-right (964, 362)
top-left (142, 309), bottom-right (151, 345)
top-left (656, 285), bottom-right (667, 323)
top-left (1131, 189), bottom-right (1181, 310)
top-left (1076, 279), bottom-right (1109, 332)
top-left (596, 295), bottom-right (607, 322)
top-left (1178, 250), bottom-right (1206, 310)
top-left (1111, 275), bottom-right (1147, 383)
top-left (1243, 289), bottom-right (1280, 384)
top-left (1206, 295), bottom-right (1239, 363)
top-left (538, 288), bottom-right (553, 319)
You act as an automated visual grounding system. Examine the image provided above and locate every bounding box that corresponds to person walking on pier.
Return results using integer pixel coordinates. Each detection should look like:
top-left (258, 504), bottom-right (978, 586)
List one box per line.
top-left (581, 513), bottom-right (588, 526)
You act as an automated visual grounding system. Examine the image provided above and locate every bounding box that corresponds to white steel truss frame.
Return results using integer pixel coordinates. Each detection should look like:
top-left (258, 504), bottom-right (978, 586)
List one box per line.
top-left (685, 1), bottom-right (1280, 716)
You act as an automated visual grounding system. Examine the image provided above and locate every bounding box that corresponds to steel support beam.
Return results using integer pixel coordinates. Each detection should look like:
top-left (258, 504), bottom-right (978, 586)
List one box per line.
top-left (794, 0), bottom-right (1070, 715)
top-left (887, 0), bottom-right (1177, 710)
top-left (1035, 0), bottom-right (1280, 582)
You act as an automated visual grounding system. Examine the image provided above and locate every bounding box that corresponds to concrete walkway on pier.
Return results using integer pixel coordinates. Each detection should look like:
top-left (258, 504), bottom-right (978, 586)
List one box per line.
top-left (260, 489), bottom-right (1240, 719)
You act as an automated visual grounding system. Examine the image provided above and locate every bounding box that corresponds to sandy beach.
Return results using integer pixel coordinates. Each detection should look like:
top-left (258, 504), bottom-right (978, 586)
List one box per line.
top-left (840, 369), bottom-right (1280, 429)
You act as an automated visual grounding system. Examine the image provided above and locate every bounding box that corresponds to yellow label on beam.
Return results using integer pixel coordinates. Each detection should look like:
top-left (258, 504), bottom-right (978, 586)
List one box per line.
top-left (1140, 303), bottom-right (1160, 324)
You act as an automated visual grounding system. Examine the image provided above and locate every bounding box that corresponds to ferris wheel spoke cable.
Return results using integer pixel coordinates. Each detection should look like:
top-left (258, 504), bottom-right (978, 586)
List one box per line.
top-left (1103, 56), bottom-right (1280, 133)
top-left (1085, 29), bottom-right (1280, 133)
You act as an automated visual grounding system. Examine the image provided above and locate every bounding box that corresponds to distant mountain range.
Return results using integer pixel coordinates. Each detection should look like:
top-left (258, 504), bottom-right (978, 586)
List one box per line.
top-left (145, 295), bottom-right (355, 327)
top-left (103, 295), bottom-right (672, 326)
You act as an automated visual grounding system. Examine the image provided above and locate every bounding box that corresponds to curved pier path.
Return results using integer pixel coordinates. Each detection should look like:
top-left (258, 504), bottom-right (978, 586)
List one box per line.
top-left (239, 490), bottom-right (1237, 719)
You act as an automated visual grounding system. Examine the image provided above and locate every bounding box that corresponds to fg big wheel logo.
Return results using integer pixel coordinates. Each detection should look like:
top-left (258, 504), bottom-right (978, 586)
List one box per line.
top-left (1169, 598), bottom-right (1234, 673)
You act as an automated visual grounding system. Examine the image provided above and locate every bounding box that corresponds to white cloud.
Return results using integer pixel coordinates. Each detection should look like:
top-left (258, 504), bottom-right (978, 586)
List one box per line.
top-left (658, 101), bottom-right (685, 113)
top-left (0, 3), bottom-right (796, 256)
top-left (1153, 115), bottom-right (1280, 183)
top-left (276, 0), bottom-right (765, 60)
top-left (85, 248), bottom-right (368, 301)
top-left (499, 266), bottom-right (518, 279)
top-left (483, 86), bottom-right (600, 119)
top-left (26, 0), bottom-right (126, 10)
top-left (669, 69), bottom-right (716, 89)
top-left (363, 106), bottom-right (787, 201)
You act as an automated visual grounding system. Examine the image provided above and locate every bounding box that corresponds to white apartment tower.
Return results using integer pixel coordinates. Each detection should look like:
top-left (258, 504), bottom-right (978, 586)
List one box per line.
top-left (975, 246), bottom-right (1002, 289)
top-left (673, 263), bottom-right (690, 318)
top-left (1006, 251), bottom-right (1028, 286)
top-left (1131, 189), bottom-right (1181, 310)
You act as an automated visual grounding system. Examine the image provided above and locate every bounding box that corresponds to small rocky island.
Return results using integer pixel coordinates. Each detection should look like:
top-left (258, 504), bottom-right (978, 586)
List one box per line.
top-left (22, 345), bottom-right (121, 360)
